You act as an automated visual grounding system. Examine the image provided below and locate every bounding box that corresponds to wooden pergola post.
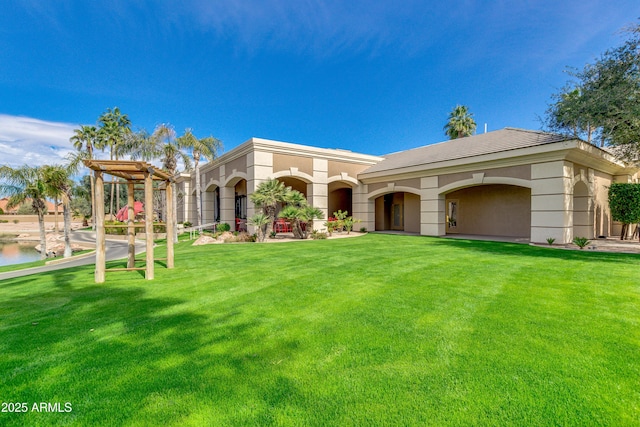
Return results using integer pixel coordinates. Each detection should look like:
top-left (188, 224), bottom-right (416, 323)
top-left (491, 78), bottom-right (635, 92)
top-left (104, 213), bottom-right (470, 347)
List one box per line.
top-left (127, 181), bottom-right (135, 269)
top-left (166, 182), bottom-right (174, 269)
top-left (95, 171), bottom-right (106, 283)
top-left (144, 170), bottom-right (154, 280)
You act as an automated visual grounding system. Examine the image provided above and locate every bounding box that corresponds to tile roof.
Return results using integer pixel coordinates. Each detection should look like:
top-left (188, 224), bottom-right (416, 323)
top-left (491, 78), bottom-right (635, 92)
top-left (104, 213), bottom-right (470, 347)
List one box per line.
top-left (361, 128), bottom-right (572, 175)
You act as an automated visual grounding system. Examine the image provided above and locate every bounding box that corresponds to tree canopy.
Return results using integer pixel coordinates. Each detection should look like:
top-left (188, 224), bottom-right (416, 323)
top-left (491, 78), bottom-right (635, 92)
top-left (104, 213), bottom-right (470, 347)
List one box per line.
top-left (444, 105), bottom-right (477, 139)
top-left (545, 22), bottom-right (640, 161)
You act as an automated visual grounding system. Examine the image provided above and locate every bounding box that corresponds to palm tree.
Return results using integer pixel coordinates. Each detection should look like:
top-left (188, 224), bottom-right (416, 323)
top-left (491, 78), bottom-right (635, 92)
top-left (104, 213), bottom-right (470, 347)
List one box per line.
top-left (177, 129), bottom-right (222, 226)
top-left (444, 105), bottom-right (477, 139)
top-left (250, 178), bottom-right (289, 237)
top-left (43, 165), bottom-right (74, 258)
top-left (0, 165), bottom-right (50, 260)
top-left (278, 190), bottom-right (323, 239)
top-left (148, 124), bottom-right (192, 243)
top-left (70, 125), bottom-right (98, 229)
top-left (98, 107), bottom-right (132, 217)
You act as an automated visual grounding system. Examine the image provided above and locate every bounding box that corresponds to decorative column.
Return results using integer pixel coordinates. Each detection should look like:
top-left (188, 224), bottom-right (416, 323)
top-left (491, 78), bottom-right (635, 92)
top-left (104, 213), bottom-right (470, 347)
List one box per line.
top-left (309, 158), bottom-right (329, 227)
top-left (420, 176), bottom-right (444, 236)
top-left (531, 161), bottom-right (573, 244)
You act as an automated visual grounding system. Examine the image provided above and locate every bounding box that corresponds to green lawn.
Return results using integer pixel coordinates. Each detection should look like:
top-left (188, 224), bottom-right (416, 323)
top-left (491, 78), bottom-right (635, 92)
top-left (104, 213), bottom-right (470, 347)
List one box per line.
top-left (0, 234), bottom-right (638, 426)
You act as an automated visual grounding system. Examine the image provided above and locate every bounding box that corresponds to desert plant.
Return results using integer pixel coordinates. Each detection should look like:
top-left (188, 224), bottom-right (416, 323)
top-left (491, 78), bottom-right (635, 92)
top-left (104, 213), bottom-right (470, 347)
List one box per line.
top-left (546, 237), bottom-right (556, 245)
top-left (311, 230), bottom-right (328, 240)
top-left (572, 237), bottom-right (590, 249)
top-left (343, 216), bottom-right (361, 234)
top-left (248, 213), bottom-right (270, 242)
top-left (324, 220), bottom-right (338, 236)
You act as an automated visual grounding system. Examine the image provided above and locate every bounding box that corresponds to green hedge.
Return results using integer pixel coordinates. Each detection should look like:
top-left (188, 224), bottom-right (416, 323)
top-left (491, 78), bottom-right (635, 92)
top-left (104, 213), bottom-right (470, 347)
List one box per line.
top-left (104, 221), bottom-right (166, 235)
top-left (608, 183), bottom-right (640, 224)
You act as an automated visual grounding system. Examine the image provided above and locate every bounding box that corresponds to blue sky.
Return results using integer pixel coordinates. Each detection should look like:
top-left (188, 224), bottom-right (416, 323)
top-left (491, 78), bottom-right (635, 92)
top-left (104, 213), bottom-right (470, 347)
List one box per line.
top-left (0, 1), bottom-right (638, 169)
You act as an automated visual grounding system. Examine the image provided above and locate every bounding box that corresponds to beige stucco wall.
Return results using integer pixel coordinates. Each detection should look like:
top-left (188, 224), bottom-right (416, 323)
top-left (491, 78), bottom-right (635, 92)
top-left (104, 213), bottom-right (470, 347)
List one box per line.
top-left (404, 193), bottom-right (421, 233)
top-left (273, 153), bottom-right (313, 176)
top-left (439, 165), bottom-right (531, 188)
top-left (445, 184), bottom-right (531, 237)
top-left (226, 155), bottom-right (247, 176)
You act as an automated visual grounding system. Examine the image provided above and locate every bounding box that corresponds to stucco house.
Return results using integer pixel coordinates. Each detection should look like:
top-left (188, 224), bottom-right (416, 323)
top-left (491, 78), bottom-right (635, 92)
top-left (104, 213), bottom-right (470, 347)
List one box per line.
top-left (175, 128), bottom-right (638, 244)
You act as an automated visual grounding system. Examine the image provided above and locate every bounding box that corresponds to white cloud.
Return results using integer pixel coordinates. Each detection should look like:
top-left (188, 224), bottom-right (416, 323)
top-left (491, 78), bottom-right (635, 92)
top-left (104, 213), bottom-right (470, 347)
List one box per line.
top-left (0, 114), bottom-right (78, 168)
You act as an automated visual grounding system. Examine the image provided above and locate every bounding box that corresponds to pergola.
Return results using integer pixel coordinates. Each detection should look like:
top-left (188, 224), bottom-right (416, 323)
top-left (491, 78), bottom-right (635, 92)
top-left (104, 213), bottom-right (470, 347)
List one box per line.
top-left (84, 160), bottom-right (175, 283)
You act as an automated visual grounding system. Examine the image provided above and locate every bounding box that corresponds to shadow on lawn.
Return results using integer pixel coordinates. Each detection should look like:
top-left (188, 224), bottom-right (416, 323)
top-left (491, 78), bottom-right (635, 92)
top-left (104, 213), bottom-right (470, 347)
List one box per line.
top-left (424, 236), bottom-right (640, 264)
top-left (0, 278), bottom-right (303, 425)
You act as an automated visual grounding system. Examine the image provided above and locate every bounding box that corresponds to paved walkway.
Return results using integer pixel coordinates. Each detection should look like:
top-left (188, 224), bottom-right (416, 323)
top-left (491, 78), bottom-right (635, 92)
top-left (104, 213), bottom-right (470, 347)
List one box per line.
top-left (0, 231), bottom-right (147, 281)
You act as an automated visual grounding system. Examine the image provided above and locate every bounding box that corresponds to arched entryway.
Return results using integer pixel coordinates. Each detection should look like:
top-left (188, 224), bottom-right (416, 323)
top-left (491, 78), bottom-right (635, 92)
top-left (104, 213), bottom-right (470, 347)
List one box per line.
top-left (277, 176), bottom-right (308, 198)
top-left (444, 184), bottom-right (531, 238)
top-left (203, 184), bottom-right (220, 223)
top-left (234, 179), bottom-right (247, 231)
top-left (374, 192), bottom-right (420, 233)
top-left (328, 181), bottom-right (353, 217)
top-left (573, 181), bottom-right (594, 239)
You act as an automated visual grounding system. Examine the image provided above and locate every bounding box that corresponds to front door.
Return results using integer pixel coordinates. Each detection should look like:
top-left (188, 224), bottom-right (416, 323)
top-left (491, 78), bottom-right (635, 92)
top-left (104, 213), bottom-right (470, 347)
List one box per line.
top-left (391, 203), bottom-right (404, 230)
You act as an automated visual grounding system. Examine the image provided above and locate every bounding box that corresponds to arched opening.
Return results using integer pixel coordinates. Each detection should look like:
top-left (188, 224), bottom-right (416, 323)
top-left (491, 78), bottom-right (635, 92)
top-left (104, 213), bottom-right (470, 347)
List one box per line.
top-left (277, 176), bottom-right (308, 197)
top-left (203, 185), bottom-right (220, 223)
top-left (328, 181), bottom-right (353, 217)
top-left (374, 192), bottom-right (420, 233)
top-left (573, 181), bottom-right (593, 239)
top-left (444, 184), bottom-right (531, 238)
top-left (234, 179), bottom-right (247, 231)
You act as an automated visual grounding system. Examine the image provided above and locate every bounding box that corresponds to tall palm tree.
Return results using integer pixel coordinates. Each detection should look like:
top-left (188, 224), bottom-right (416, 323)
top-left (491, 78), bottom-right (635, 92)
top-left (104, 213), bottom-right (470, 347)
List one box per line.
top-left (250, 178), bottom-right (289, 237)
top-left (444, 105), bottom-right (477, 139)
top-left (43, 165), bottom-right (74, 258)
top-left (148, 124), bottom-right (192, 243)
top-left (70, 125), bottom-right (98, 229)
top-left (98, 107), bottom-right (132, 217)
top-left (0, 165), bottom-right (50, 260)
top-left (177, 129), bottom-right (222, 226)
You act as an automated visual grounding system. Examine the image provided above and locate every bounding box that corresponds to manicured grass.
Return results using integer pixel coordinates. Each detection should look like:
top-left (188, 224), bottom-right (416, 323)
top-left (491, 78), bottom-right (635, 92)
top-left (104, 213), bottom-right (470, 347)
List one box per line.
top-left (0, 234), bottom-right (638, 426)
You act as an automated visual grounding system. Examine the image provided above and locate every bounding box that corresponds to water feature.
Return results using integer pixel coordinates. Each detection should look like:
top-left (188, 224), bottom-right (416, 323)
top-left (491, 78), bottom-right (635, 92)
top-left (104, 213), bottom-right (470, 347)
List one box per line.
top-left (0, 240), bottom-right (41, 267)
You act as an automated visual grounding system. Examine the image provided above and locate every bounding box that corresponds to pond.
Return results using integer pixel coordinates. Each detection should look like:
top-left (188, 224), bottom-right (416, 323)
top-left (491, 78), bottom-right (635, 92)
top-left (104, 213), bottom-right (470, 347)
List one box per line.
top-left (0, 240), bottom-right (41, 267)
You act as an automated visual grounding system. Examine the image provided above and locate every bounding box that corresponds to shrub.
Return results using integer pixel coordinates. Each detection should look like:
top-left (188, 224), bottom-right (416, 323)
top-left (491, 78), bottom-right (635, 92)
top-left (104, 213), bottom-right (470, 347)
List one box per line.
top-left (0, 220), bottom-right (8, 223)
top-left (13, 219), bottom-right (19, 224)
top-left (217, 222), bottom-right (231, 232)
top-left (311, 230), bottom-right (328, 240)
top-left (182, 221), bottom-right (192, 228)
top-left (572, 237), bottom-right (590, 249)
top-left (546, 237), bottom-right (556, 245)
top-left (360, 227), bottom-right (367, 233)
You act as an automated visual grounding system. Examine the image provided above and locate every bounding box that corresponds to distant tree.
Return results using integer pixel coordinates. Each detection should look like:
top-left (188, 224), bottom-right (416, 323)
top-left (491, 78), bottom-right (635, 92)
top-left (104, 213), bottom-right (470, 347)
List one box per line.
top-left (43, 165), bottom-right (74, 257)
top-left (69, 125), bottom-right (99, 229)
top-left (177, 129), bottom-right (222, 227)
top-left (545, 21), bottom-right (640, 158)
top-left (144, 124), bottom-right (192, 243)
top-left (444, 105), bottom-right (477, 139)
top-left (0, 165), bottom-right (50, 259)
top-left (98, 107), bottom-right (132, 216)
